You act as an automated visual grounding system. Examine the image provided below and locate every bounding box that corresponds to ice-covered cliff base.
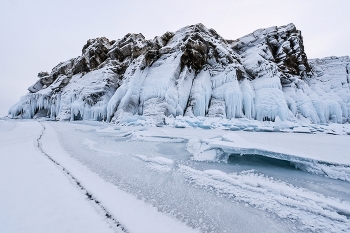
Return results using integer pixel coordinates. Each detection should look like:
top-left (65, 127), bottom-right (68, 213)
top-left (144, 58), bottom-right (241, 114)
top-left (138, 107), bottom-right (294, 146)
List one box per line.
top-left (97, 114), bottom-right (350, 135)
top-left (8, 23), bottom-right (350, 125)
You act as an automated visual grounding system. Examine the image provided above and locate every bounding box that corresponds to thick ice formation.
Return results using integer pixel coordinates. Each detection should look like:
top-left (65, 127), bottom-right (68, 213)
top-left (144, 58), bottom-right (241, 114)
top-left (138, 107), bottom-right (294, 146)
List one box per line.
top-left (186, 132), bottom-right (350, 181)
top-left (9, 23), bottom-right (350, 124)
top-left (308, 56), bottom-right (350, 123)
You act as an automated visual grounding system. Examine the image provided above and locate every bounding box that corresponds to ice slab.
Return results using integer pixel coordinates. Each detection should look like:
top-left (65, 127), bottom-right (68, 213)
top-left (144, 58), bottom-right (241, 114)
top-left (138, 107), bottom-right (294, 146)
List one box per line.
top-left (186, 132), bottom-right (350, 181)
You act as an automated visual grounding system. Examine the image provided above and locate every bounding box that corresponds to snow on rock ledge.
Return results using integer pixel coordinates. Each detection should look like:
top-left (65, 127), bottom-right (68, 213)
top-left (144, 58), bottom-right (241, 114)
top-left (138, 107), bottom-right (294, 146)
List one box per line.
top-left (8, 23), bottom-right (350, 124)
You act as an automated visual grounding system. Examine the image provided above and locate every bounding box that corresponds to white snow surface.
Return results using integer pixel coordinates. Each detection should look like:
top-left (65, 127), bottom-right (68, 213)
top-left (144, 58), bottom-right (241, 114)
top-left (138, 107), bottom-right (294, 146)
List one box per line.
top-left (0, 121), bottom-right (114, 233)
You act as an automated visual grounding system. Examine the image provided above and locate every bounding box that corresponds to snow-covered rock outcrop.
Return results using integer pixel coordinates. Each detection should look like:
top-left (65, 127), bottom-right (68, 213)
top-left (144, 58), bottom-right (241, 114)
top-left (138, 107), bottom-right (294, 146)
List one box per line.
top-left (9, 23), bottom-right (350, 124)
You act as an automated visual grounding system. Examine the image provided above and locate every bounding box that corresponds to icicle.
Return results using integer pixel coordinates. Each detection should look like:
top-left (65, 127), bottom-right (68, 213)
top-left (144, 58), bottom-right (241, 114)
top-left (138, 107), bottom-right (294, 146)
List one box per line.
top-left (240, 79), bottom-right (255, 119)
top-left (190, 70), bottom-right (212, 116)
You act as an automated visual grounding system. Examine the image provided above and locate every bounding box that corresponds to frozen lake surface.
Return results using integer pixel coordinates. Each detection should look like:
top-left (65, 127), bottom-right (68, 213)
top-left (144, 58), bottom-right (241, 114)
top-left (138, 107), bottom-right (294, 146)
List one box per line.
top-left (1, 119), bottom-right (350, 232)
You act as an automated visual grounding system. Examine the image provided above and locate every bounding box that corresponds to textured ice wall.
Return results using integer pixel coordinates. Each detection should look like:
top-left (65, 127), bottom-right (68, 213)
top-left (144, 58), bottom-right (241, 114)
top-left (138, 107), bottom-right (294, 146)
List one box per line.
top-left (231, 24), bottom-right (350, 124)
top-left (308, 56), bottom-right (350, 123)
top-left (9, 67), bottom-right (118, 121)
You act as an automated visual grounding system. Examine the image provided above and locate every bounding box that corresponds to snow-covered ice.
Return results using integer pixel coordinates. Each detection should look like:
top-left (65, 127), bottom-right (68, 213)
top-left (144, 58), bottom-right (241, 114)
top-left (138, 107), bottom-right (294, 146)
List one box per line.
top-left (0, 121), bottom-right (115, 233)
top-left (1, 118), bottom-right (349, 232)
top-left (0, 119), bottom-right (199, 233)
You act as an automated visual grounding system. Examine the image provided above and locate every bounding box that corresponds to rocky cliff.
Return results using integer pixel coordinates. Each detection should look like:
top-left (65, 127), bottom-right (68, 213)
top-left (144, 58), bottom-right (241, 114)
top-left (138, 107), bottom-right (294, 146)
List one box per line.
top-left (8, 23), bottom-right (350, 124)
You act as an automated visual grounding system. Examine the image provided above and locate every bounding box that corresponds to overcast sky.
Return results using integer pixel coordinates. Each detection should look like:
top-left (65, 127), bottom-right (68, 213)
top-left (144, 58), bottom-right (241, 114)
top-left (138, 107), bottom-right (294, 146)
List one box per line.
top-left (1, 0), bottom-right (349, 116)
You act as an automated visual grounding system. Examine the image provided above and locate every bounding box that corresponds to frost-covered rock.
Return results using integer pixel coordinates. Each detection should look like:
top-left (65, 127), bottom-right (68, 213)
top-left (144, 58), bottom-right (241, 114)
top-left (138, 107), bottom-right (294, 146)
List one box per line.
top-left (9, 23), bottom-right (350, 124)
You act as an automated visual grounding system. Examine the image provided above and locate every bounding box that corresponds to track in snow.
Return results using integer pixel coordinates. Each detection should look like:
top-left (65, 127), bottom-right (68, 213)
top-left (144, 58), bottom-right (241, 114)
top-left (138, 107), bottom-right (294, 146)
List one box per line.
top-left (36, 122), bottom-right (127, 233)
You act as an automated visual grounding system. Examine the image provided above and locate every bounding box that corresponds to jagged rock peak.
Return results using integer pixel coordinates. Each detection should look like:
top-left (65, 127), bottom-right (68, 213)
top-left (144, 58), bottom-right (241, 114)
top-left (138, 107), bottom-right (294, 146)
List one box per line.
top-left (231, 23), bottom-right (311, 80)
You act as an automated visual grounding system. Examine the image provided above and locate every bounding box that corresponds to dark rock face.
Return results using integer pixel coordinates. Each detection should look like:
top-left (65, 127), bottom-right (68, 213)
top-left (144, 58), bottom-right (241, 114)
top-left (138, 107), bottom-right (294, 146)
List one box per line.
top-left (71, 56), bottom-right (90, 75)
top-left (144, 50), bottom-right (159, 66)
top-left (28, 80), bottom-right (43, 93)
top-left (108, 33), bottom-right (148, 61)
top-left (10, 23), bottom-right (350, 124)
top-left (231, 23), bottom-right (311, 82)
top-left (38, 71), bottom-right (49, 78)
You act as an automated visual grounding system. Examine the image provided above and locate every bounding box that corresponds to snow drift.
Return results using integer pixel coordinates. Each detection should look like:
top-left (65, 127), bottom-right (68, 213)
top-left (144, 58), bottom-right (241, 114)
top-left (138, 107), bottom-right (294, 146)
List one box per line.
top-left (8, 23), bottom-right (350, 124)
